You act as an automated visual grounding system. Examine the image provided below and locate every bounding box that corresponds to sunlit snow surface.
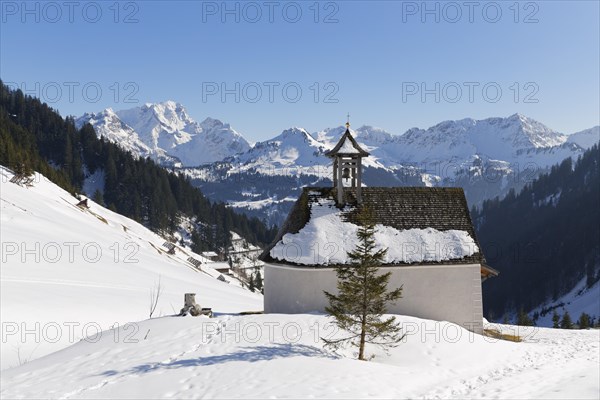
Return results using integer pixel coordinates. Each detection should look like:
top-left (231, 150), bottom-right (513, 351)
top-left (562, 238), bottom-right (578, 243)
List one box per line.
top-left (1, 167), bottom-right (598, 399)
top-left (0, 166), bottom-right (261, 370)
top-left (1, 314), bottom-right (598, 399)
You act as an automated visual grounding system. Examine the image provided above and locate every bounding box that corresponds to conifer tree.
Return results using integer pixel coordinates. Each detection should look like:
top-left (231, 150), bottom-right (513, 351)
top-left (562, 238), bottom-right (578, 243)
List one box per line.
top-left (560, 311), bottom-right (573, 329)
top-left (248, 274), bottom-right (256, 292)
top-left (92, 189), bottom-right (104, 206)
top-left (323, 207), bottom-right (404, 361)
top-left (255, 270), bottom-right (263, 291)
top-left (516, 308), bottom-right (533, 326)
top-left (552, 310), bottom-right (560, 328)
top-left (577, 312), bottom-right (591, 329)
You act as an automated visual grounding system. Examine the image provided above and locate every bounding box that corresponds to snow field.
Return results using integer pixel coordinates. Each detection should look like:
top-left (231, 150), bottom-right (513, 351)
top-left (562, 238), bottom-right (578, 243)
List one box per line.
top-left (0, 166), bottom-right (262, 370)
top-left (1, 314), bottom-right (598, 399)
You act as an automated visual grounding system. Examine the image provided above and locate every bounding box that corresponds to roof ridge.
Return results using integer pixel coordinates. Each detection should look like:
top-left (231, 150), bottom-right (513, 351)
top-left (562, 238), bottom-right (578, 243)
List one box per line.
top-left (325, 128), bottom-right (370, 157)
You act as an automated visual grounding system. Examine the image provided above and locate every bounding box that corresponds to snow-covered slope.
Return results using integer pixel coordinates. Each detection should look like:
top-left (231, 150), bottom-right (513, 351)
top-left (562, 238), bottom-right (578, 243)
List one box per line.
top-left (1, 314), bottom-right (598, 399)
top-left (76, 102), bottom-right (251, 166)
top-left (567, 126), bottom-right (600, 149)
top-left (531, 278), bottom-right (600, 327)
top-left (0, 166), bottom-right (261, 370)
top-left (1, 170), bottom-right (598, 399)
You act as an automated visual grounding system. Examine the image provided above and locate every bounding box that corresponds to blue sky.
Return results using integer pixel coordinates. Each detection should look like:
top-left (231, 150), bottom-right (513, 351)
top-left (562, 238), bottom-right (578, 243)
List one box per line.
top-left (1, 1), bottom-right (598, 140)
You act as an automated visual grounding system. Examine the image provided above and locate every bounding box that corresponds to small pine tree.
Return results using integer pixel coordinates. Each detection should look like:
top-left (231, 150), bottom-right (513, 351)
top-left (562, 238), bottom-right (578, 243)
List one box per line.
top-left (11, 160), bottom-right (33, 185)
top-left (578, 312), bottom-right (591, 329)
top-left (248, 274), bottom-right (255, 292)
top-left (92, 189), bottom-right (104, 205)
top-left (560, 311), bottom-right (573, 329)
top-left (323, 207), bottom-right (404, 361)
top-left (552, 310), bottom-right (560, 328)
top-left (516, 308), bottom-right (533, 326)
top-left (254, 270), bottom-right (263, 291)
top-left (15, 156), bottom-right (33, 177)
top-left (191, 230), bottom-right (207, 254)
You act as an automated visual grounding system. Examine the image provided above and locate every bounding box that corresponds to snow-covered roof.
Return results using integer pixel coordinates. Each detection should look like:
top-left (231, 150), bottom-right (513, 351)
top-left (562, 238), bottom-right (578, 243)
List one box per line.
top-left (325, 128), bottom-right (369, 157)
top-left (337, 137), bottom-right (361, 154)
top-left (260, 187), bottom-right (491, 269)
top-left (269, 198), bottom-right (478, 265)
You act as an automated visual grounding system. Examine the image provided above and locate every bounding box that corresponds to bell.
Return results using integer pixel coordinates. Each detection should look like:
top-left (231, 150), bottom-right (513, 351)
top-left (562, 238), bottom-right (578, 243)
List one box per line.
top-left (342, 167), bottom-right (351, 181)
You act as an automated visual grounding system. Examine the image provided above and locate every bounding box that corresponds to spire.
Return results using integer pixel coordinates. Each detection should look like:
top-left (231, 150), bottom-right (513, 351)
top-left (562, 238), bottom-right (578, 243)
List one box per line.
top-left (325, 125), bottom-right (369, 157)
top-left (325, 116), bottom-right (368, 205)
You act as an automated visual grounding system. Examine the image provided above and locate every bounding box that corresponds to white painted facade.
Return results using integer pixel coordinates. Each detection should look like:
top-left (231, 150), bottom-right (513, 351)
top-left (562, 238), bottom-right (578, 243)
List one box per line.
top-left (264, 263), bottom-right (484, 334)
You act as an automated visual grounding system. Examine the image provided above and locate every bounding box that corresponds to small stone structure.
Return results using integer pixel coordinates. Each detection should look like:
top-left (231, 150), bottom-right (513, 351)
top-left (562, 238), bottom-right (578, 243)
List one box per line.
top-left (179, 293), bottom-right (213, 317)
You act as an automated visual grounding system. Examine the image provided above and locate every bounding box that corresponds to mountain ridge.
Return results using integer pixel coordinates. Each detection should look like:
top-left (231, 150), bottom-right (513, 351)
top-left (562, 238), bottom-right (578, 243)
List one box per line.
top-left (76, 101), bottom-right (251, 167)
top-left (79, 104), bottom-right (597, 170)
top-left (78, 103), bottom-right (598, 226)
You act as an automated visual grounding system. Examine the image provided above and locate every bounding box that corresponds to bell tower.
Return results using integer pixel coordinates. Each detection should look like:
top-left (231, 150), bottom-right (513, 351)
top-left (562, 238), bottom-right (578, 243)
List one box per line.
top-left (325, 117), bottom-right (369, 204)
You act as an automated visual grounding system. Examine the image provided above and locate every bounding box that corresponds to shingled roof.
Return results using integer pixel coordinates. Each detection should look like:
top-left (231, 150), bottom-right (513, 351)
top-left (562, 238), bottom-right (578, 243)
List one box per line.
top-left (325, 128), bottom-right (370, 157)
top-left (260, 187), bottom-right (497, 276)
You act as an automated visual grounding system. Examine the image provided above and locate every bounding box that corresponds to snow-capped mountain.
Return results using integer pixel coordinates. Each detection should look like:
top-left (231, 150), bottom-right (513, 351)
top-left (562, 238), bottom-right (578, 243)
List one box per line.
top-left (186, 115), bottom-right (590, 225)
top-left (231, 127), bottom-right (330, 173)
top-left (79, 105), bottom-right (594, 226)
top-left (567, 126), bottom-right (600, 149)
top-left (315, 114), bottom-right (572, 168)
top-left (75, 107), bottom-right (167, 161)
top-left (232, 113), bottom-right (575, 173)
top-left (76, 101), bottom-right (251, 166)
top-left (314, 125), bottom-right (395, 148)
top-left (379, 113), bottom-right (568, 164)
top-left (216, 113), bottom-right (584, 189)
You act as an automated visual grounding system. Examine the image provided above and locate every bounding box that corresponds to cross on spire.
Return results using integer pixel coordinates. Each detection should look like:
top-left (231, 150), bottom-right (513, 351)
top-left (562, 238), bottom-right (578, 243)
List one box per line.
top-left (346, 113), bottom-right (350, 128)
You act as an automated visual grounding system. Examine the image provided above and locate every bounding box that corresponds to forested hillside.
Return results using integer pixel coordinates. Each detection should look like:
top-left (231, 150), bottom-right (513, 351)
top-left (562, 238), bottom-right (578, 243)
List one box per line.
top-left (474, 144), bottom-right (600, 319)
top-left (0, 82), bottom-right (277, 250)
